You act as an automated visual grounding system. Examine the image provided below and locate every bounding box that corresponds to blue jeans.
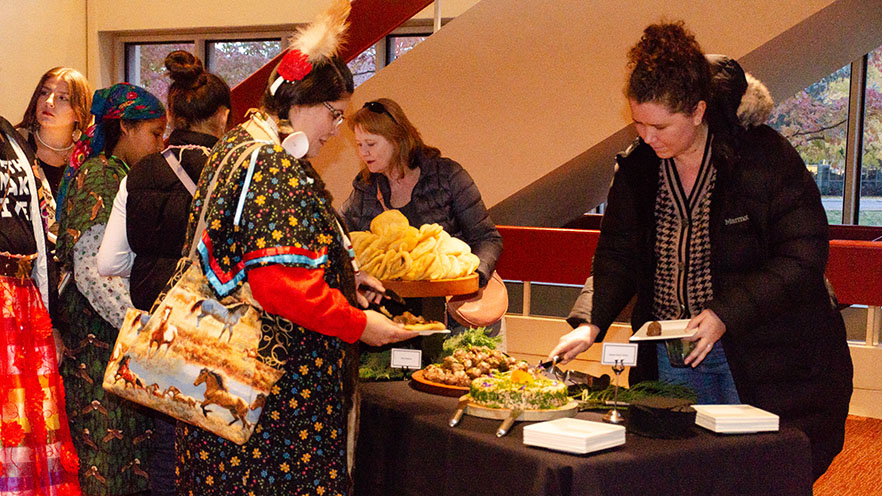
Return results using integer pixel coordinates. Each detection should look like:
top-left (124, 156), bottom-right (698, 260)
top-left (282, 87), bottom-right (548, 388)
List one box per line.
top-left (657, 341), bottom-right (740, 404)
top-left (146, 412), bottom-right (176, 495)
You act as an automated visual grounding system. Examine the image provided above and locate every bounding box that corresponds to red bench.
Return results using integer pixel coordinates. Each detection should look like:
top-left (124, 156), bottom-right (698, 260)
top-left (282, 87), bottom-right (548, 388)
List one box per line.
top-left (496, 225), bottom-right (882, 326)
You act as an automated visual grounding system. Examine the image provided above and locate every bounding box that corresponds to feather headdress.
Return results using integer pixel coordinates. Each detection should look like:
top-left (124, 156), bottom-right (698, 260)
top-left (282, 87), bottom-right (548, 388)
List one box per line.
top-left (270, 0), bottom-right (351, 95)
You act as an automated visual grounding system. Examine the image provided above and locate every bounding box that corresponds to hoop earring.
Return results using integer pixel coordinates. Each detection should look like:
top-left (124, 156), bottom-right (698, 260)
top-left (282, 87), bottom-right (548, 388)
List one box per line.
top-left (72, 128), bottom-right (82, 141)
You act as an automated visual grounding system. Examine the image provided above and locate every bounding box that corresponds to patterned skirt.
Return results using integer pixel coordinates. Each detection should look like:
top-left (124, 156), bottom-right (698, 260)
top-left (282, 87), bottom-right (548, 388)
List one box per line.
top-left (176, 317), bottom-right (351, 496)
top-left (58, 289), bottom-right (153, 495)
top-left (1, 275), bottom-right (82, 495)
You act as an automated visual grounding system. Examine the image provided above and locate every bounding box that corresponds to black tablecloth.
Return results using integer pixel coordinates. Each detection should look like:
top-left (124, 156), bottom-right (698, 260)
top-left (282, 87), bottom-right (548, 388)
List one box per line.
top-left (354, 381), bottom-right (813, 496)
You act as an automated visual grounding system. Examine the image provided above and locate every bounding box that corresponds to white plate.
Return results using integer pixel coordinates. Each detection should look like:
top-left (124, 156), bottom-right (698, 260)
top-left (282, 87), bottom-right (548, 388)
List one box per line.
top-left (630, 319), bottom-right (695, 341)
top-left (408, 329), bottom-right (451, 337)
top-left (691, 404), bottom-right (780, 421)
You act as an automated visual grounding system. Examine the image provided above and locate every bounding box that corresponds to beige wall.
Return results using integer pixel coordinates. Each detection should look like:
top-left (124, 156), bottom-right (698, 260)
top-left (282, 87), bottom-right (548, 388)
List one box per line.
top-left (0, 0), bottom-right (87, 122)
top-left (0, 0), bottom-right (476, 122)
top-left (315, 0), bottom-right (844, 208)
top-left (86, 0), bottom-right (478, 88)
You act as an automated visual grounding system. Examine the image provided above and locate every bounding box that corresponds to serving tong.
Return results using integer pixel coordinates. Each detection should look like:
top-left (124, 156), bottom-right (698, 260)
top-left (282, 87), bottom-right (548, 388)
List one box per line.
top-left (537, 356), bottom-right (611, 394)
top-left (363, 287), bottom-right (409, 319)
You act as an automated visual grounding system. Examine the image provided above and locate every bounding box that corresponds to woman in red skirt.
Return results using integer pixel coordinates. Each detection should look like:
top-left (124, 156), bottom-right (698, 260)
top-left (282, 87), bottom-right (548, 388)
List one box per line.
top-left (1, 114), bottom-right (80, 495)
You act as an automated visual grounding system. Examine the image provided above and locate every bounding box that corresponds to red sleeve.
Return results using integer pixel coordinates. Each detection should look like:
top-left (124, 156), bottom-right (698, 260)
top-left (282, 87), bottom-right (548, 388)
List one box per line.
top-left (248, 264), bottom-right (366, 343)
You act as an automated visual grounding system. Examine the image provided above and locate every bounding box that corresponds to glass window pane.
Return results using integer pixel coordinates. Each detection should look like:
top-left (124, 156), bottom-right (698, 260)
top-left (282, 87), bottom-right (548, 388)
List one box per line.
top-left (862, 45), bottom-right (882, 226)
top-left (207, 39), bottom-right (282, 88)
top-left (388, 35), bottom-right (428, 63)
top-left (125, 42), bottom-right (195, 104)
top-left (348, 44), bottom-right (376, 87)
top-left (768, 64), bottom-right (851, 225)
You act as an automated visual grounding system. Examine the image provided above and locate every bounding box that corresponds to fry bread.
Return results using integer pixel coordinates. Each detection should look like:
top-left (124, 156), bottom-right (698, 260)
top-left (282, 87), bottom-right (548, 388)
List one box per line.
top-left (352, 209), bottom-right (481, 281)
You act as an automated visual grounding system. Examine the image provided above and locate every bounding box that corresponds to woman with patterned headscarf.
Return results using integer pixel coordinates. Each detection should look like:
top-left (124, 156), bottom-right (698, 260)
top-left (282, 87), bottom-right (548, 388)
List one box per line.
top-left (56, 82), bottom-right (166, 495)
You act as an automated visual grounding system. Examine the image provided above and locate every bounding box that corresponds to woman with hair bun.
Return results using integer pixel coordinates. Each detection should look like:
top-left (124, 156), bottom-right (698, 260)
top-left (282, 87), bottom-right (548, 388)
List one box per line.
top-left (175, 1), bottom-right (412, 494)
top-left (96, 49), bottom-right (231, 495)
top-left (551, 21), bottom-right (852, 480)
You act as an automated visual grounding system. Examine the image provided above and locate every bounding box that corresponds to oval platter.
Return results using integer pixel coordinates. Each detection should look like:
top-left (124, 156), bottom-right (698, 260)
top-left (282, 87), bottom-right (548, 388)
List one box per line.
top-left (409, 369), bottom-right (469, 397)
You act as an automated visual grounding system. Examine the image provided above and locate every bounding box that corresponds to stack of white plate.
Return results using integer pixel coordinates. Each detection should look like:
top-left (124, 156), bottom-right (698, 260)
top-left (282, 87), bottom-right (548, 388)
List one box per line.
top-left (692, 404), bottom-right (779, 433)
top-left (523, 418), bottom-right (626, 454)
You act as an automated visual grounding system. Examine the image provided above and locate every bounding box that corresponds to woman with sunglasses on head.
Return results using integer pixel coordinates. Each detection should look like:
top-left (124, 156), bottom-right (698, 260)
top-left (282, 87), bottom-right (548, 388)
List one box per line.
top-left (16, 67), bottom-right (93, 231)
top-left (342, 98), bottom-right (503, 332)
top-left (95, 50), bottom-right (231, 496)
top-left (549, 21), bottom-right (852, 480)
top-left (176, 2), bottom-right (411, 494)
top-left (55, 82), bottom-right (167, 495)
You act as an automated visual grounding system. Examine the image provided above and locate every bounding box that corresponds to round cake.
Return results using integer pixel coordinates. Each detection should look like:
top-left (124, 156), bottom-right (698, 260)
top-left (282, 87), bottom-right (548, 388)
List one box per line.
top-left (469, 370), bottom-right (568, 410)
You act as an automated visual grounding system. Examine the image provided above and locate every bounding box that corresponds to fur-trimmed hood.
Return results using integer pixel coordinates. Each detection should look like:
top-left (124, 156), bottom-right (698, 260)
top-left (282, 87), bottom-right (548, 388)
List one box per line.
top-left (707, 54), bottom-right (773, 129)
top-left (738, 72), bottom-right (773, 127)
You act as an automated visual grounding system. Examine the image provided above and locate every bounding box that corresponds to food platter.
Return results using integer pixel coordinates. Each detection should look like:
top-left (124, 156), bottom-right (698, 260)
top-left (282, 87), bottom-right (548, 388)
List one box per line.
top-left (630, 319), bottom-right (695, 341)
top-left (460, 395), bottom-right (580, 421)
top-left (381, 273), bottom-right (479, 298)
top-left (410, 369), bottom-right (469, 397)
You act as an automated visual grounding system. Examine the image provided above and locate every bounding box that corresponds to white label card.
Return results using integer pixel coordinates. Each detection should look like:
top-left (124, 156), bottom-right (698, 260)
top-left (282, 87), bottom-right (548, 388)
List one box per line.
top-left (601, 343), bottom-right (638, 366)
top-left (390, 348), bottom-right (422, 369)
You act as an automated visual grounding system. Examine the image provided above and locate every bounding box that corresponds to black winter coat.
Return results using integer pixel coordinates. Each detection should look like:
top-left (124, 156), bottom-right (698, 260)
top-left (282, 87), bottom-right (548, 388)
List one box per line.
top-left (341, 151), bottom-right (502, 286)
top-left (125, 129), bottom-right (217, 310)
top-left (587, 127), bottom-right (852, 479)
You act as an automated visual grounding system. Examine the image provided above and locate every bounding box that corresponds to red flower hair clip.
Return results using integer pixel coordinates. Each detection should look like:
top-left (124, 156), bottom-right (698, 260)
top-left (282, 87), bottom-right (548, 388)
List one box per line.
top-left (270, 49), bottom-right (313, 95)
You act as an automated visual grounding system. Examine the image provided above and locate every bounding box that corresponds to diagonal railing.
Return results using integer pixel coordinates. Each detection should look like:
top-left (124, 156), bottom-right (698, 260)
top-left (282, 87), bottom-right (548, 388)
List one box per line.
top-left (228, 0), bottom-right (433, 126)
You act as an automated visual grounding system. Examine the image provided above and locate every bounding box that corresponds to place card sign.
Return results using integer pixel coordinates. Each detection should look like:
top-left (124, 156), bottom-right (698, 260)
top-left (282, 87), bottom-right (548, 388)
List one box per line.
top-left (390, 348), bottom-right (422, 369)
top-left (601, 343), bottom-right (638, 367)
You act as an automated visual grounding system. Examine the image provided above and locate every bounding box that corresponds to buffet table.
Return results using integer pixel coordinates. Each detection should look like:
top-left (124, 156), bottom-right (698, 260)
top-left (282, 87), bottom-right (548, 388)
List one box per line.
top-left (354, 381), bottom-right (813, 496)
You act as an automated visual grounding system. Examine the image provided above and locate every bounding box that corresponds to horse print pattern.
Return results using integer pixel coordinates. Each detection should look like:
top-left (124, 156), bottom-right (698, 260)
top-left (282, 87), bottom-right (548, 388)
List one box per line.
top-left (191, 299), bottom-right (250, 342)
top-left (103, 260), bottom-right (283, 445)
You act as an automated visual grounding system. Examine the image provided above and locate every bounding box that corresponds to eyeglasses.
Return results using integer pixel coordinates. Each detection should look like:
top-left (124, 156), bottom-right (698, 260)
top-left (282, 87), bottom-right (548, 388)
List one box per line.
top-left (323, 102), bottom-right (345, 127)
top-left (363, 101), bottom-right (397, 124)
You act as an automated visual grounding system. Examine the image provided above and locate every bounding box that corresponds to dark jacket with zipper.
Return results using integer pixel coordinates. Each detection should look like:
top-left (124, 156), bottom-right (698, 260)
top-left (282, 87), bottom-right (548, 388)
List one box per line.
top-left (576, 120), bottom-right (852, 482)
top-left (125, 129), bottom-right (217, 310)
top-left (569, 57), bottom-right (852, 479)
top-left (341, 150), bottom-right (502, 286)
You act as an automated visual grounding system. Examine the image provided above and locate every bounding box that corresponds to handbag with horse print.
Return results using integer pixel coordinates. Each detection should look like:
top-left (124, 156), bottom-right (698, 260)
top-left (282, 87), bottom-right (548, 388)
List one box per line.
top-left (103, 141), bottom-right (283, 445)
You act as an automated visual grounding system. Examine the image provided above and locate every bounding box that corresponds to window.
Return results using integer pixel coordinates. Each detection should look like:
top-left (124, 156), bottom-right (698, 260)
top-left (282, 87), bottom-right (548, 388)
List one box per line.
top-left (387, 34), bottom-right (430, 64)
top-left (121, 32), bottom-right (288, 102)
top-left (862, 45), bottom-right (882, 226)
top-left (769, 42), bottom-right (882, 226)
top-left (125, 42), bottom-right (195, 104)
top-left (118, 21), bottom-right (442, 96)
top-left (768, 64), bottom-right (850, 225)
top-left (348, 45), bottom-right (377, 87)
top-left (206, 39), bottom-right (283, 87)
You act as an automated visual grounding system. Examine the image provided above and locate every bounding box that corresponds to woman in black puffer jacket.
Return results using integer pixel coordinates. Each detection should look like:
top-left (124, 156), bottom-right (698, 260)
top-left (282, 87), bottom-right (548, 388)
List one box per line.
top-left (551, 22), bottom-right (852, 481)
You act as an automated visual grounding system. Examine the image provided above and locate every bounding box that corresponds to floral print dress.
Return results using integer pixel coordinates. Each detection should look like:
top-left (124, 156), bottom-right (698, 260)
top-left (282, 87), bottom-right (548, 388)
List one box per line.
top-left (176, 128), bottom-right (355, 496)
top-left (56, 154), bottom-right (153, 495)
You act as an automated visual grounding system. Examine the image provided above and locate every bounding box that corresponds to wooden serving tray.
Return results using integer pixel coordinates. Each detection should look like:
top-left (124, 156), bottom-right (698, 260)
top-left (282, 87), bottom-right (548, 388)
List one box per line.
top-left (381, 273), bottom-right (478, 297)
top-left (461, 395), bottom-right (580, 421)
top-left (410, 369), bottom-right (469, 397)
